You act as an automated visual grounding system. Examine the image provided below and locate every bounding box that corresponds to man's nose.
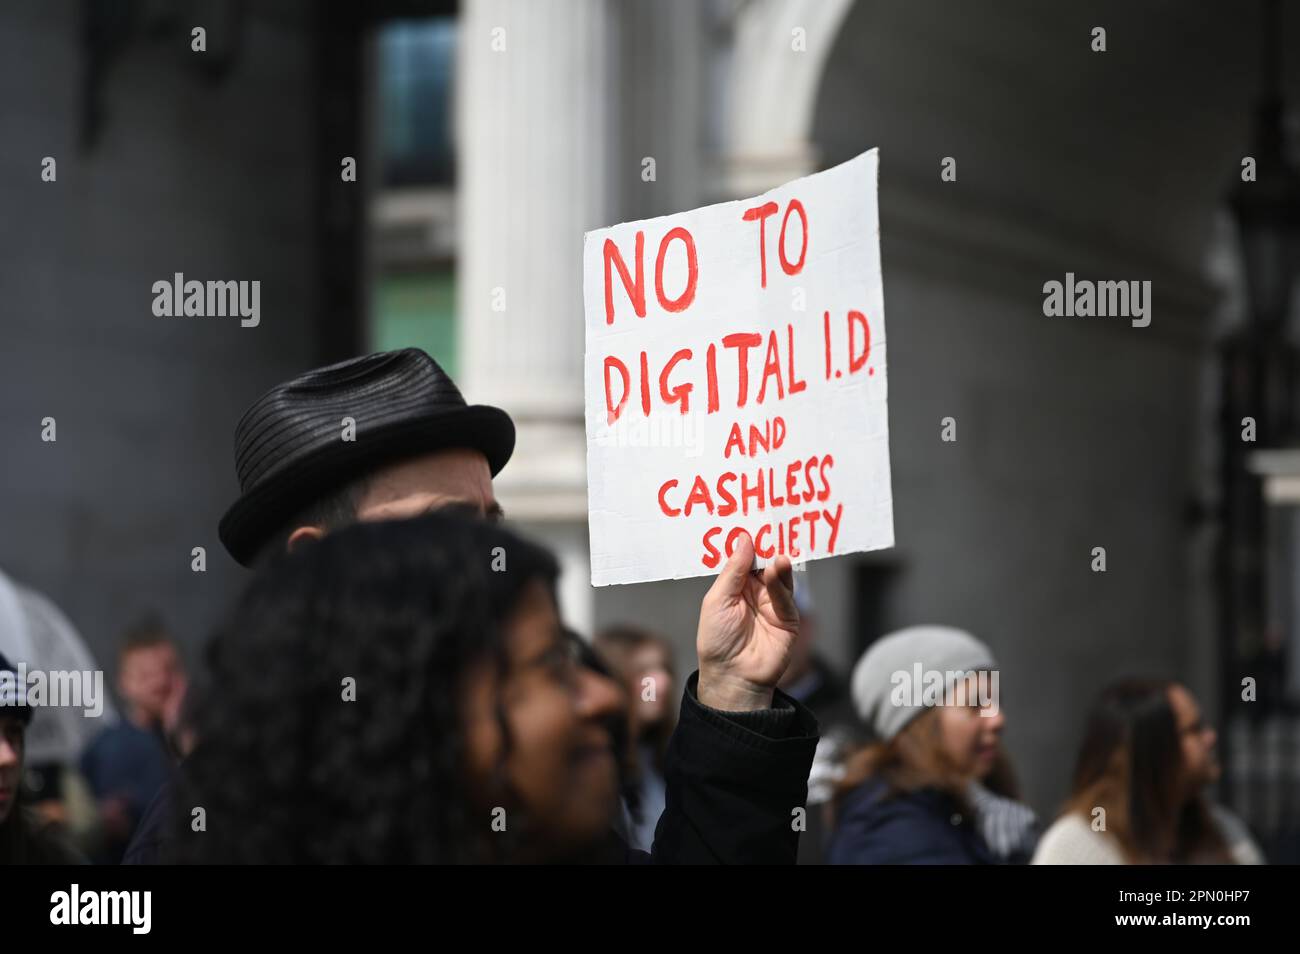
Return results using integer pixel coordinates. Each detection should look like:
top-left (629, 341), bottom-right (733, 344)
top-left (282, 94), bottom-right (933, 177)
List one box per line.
top-left (0, 738), bottom-right (19, 768)
top-left (576, 668), bottom-right (624, 720)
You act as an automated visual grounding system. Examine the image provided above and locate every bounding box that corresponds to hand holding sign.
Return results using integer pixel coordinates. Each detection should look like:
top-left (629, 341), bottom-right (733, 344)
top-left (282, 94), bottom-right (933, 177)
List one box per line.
top-left (696, 534), bottom-right (799, 712)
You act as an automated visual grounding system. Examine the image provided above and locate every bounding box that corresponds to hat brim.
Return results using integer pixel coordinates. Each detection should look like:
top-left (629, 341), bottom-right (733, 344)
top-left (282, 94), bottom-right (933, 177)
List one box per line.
top-left (219, 403), bottom-right (515, 566)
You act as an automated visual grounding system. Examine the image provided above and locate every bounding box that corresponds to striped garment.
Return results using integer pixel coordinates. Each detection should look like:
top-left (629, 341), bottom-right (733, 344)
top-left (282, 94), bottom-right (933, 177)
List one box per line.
top-left (967, 781), bottom-right (1040, 863)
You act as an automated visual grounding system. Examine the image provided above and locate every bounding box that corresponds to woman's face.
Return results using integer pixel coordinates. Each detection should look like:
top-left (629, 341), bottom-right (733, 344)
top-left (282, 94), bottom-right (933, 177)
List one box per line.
top-left (0, 716), bottom-right (22, 824)
top-left (1168, 683), bottom-right (1218, 792)
top-left (936, 683), bottom-right (1004, 779)
top-left (462, 581), bottom-right (623, 856)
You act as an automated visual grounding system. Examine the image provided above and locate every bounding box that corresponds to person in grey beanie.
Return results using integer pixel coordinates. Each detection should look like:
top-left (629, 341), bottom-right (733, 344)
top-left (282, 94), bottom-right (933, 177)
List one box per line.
top-left (828, 626), bottom-right (1032, 864)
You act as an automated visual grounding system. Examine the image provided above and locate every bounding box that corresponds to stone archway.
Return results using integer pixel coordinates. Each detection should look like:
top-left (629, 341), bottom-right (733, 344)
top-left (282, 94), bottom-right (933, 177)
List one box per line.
top-left (716, 0), bottom-right (857, 198)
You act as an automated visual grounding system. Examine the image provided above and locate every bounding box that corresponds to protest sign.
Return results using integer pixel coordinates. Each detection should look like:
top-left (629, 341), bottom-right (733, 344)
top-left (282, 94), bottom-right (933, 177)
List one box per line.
top-left (583, 148), bottom-right (892, 586)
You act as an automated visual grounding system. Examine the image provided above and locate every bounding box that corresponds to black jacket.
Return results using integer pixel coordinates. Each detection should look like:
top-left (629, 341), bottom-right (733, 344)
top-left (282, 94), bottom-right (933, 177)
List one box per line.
top-left (126, 671), bottom-right (819, 865)
top-left (639, 671), bottom-right (819, 863)
top-left (828, 777), bottom-right (994, 865)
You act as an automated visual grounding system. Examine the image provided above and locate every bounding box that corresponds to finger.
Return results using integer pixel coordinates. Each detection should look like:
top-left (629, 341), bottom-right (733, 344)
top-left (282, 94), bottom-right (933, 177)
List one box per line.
top-left (762, 555), bottom-right (798, 624)
top-left (708, 532), bottom-right (755, 603)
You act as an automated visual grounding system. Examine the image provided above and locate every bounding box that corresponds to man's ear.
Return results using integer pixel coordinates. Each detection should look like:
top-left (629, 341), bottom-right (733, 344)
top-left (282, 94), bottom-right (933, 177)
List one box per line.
top-left (286, 525), bottom-right (326, 554)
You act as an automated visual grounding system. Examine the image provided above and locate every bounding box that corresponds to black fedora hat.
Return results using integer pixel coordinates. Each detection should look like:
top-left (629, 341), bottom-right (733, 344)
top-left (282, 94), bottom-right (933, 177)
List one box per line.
top-left (219, 348), bottom-right (514, 566)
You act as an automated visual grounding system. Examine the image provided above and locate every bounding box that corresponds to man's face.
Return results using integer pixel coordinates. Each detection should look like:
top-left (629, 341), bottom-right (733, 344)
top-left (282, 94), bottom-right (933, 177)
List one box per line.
top-left (461, 581), bottom-right (623, 856)
top-left (285, 448), bottom-right (503, 556)
top-left (119, 644), bottom-right (181, 723)
top-left (0, 717), bottom-right (23, 824)
top-left (355, 449), bottom-right (502, 523)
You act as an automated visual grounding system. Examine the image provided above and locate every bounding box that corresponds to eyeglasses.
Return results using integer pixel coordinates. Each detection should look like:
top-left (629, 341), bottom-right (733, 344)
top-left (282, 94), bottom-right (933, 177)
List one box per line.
top-left (516, 631), bottom-right (585, 684)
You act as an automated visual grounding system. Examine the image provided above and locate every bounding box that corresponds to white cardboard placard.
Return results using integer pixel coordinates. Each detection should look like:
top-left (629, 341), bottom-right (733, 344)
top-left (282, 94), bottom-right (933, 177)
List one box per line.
top-left (583, 149), bottom-right (892, 586)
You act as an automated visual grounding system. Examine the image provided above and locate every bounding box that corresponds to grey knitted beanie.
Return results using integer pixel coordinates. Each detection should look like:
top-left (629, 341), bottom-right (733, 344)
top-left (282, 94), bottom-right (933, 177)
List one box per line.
top-left (850, 625), bottom-right (996, 741)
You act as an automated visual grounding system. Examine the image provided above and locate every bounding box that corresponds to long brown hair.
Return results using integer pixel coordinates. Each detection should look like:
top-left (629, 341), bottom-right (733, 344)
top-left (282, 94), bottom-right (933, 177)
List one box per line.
top-left (1063, 678), bottom-right (1230, 863)
top-left (834, 708), bottom-right (973, 813)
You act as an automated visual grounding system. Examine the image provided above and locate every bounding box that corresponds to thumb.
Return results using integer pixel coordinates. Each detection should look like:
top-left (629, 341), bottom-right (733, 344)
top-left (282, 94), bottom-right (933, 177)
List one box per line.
top-left (708, 532), bottom-right (755, 604)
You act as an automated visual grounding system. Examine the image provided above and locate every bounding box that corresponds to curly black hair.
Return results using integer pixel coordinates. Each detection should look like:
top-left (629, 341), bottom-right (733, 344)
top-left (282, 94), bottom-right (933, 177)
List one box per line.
top-left (171, 512), bottom-right (562, 864)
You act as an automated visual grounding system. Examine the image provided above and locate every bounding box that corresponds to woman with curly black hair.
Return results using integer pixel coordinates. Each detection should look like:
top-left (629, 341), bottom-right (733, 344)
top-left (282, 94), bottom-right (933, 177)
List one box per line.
top-left (170, 512), bottom-right (818, 864)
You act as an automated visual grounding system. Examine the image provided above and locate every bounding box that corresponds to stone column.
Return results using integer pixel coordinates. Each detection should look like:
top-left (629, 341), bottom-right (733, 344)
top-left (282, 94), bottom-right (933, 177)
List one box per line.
top-left (456, 0), bottom-right (621, 635)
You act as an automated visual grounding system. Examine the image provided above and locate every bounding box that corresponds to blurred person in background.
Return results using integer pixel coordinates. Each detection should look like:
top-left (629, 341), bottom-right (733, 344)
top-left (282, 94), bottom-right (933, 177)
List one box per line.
top-left (0, 567), bottom-right (111, 854)
top-left (778, 578), bottom-right (856, 728)
top-left (775, 577), bottom-right (865, 863)
top-left (829, 626), bottom-right (1014, 864)
top-left (593, 625), bottom-right (677, 852)
top-left (0, 651), bottom-right (84, 864)
top-left (1032, 678), bottom-right (1263, 864)
top-left (80, 616), bottom-right (183, 864)
top-left (172, 512), bottom-right (817, 864)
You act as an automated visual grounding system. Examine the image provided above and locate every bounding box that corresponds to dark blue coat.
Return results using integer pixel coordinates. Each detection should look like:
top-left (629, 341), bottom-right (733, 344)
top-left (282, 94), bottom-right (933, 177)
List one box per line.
top-left (828, 777), bottom-right (994, 865)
